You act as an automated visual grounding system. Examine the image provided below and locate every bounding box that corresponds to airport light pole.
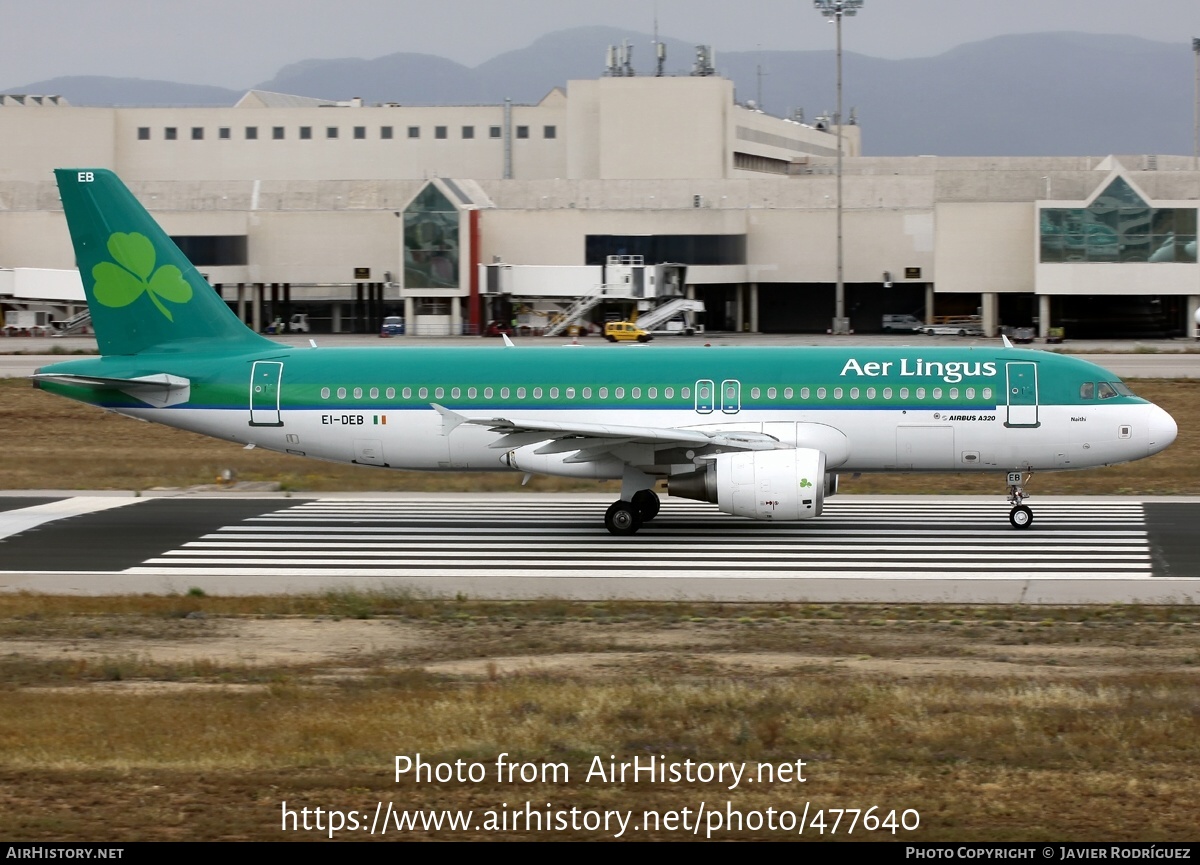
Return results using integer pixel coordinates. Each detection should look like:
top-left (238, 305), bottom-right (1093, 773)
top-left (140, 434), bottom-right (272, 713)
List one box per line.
top-left (1193, 38), bottom-right (1200, 170)
top-left (813, 0), bottom-right (862, 335)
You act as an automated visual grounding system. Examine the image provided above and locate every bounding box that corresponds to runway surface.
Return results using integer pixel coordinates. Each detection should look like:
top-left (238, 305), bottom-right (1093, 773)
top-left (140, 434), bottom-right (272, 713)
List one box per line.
top-left (1, 493), bottom-right (1199, 602)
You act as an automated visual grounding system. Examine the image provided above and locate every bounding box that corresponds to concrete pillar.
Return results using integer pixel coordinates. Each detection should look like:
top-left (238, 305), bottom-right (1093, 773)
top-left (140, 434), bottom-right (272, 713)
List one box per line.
top-left (404, 296), bottom-right (415, 333)
top-left (924, 284), bottom-right (935, 325)
top-left (686, 284), bottom-right (695, 300)
top-left (332, 303), bottom-right (342, 334)
top-left (236, 283), bottom-right (245, 324)
top-left (748, 283), bottom-right (759, 333)
top-left (252, 283), bottom-right (263, 333)
top-left (981, 292), bottom-right (999, 338)
top-left (1038, 295), bottom-right (1052, 339)
top-left (1188, 295), bottom-right (1200, 339)
top-left (735, 285), bottom-right (745, 332)
top-left (451, 296), bottom-right (463, 335)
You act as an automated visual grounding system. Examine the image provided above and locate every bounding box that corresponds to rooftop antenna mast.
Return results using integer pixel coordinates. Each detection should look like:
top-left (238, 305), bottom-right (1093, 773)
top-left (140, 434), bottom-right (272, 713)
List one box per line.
top-left (653, 5), bottom-right (666, 76)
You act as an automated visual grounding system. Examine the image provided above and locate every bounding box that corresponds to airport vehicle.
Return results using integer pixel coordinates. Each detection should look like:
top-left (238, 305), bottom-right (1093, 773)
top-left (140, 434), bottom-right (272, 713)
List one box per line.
top-left (882, 314), bottom-right (922, 333)
top-left (604, 320), bottom-right (652, 342)
top-left (288, 313), bottom-right (311, 334)
top-left (380, 315), bottom-right (405, 337)
top-left (33, 169), bottom-right (1177, 535)
top-left (924, 320), bottom-right (985, 337)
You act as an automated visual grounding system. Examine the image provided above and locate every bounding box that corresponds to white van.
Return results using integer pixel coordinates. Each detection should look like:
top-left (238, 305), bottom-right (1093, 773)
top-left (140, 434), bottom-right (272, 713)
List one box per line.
top-left (882, 314), bottom-right (922, 332)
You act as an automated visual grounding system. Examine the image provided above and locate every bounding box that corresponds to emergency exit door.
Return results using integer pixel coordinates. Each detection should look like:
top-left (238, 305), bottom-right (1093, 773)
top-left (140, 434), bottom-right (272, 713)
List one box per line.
top-left (249, 361), bottom-right (284, 427)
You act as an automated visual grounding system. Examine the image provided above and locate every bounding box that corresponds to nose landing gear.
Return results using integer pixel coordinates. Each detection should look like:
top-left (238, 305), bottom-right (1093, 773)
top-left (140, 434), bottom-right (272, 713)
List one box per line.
top-left (1007, 471), bottom-right (1033, 529)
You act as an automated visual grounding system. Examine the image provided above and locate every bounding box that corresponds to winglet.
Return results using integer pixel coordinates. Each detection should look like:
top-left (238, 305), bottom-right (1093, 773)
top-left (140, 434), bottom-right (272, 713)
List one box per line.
top-left (502, 333), bottom-right (516, 348)
top-left (431, 403), bottom-right (467, 436)
top-left (1001, 334), bottom-right (1014, 349)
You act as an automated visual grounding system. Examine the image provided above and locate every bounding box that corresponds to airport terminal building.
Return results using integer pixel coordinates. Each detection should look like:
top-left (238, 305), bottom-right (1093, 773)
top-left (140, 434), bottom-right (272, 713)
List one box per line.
top-left (1, 74), bottom-right (1198, 338)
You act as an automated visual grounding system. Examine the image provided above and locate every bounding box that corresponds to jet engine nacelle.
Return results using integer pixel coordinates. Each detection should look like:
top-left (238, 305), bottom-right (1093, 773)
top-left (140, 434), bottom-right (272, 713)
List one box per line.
top-left (825, 472), bottom-right (838, 498)
top-left (669, 448), bottom-right (827, 520)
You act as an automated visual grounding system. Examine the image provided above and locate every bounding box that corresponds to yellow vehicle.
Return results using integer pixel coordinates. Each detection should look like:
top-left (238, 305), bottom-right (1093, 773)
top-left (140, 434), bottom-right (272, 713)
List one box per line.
top-left (603, 321), bottom-right (653, 342)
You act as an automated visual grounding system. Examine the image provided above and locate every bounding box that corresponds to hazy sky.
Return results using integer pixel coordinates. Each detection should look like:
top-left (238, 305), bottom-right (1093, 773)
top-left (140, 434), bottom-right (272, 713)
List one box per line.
top-left (3, 0), bottom-right (1200, 89)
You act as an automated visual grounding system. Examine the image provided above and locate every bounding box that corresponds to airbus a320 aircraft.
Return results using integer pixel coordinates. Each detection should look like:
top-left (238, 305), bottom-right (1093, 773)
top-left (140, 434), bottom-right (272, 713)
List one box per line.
top-left (34, 169), bottom-right (1177, 534)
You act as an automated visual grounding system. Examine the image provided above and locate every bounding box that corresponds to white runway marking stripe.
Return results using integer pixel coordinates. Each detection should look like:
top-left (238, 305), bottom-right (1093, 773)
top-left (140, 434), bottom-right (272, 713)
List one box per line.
top-left (132, 497), bottom-right (1154, 578)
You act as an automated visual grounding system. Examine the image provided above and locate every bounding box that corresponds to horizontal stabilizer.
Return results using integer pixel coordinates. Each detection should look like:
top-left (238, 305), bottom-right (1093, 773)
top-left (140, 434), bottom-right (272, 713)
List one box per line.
top-left (32, 372), bottom-right (191, 408)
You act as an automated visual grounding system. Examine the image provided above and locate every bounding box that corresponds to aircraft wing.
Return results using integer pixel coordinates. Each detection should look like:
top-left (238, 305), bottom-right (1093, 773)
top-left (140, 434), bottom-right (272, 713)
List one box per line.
top-left (440, 407), bottom-right (779, 466)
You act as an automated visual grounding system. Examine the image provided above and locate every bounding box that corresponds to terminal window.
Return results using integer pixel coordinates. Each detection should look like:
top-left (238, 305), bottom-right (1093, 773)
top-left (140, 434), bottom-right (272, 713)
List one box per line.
top-left (164, 127), bottom-right (177, 140)
top-left (516, 126), bottom-right (529, 139)
top-left (489, 126), bottom-right (501, 139)
top-left (408, 126), bottom-right (420, 138)
top-left (191, 127), bottom-right (204, 140)
top-left (245, 127), bottom-right (258, 140)
top-left (273, 126), bottom-right (285, 140)
top-left (381, 126), bottom-right (394, 139)
top-left (137, 127), bottom-right (150, 140)
top-left (354, 126), bottom-right (366, 140)
top-left (435, 126), bottom-right (447, 139)
top-left (462, 126), bottom-right (474, 139)
top-left (299, 126), bottom-right (312, 140)
top-left (326, 127), bottom-right (339, 139)
top-left (544, 125), bottom-right (556, 139)
top-left (218, 127), bottom-right (231, 140)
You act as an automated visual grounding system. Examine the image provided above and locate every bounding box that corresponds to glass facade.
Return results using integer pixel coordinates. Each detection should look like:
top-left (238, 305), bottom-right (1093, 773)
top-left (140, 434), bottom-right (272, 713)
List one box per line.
top-left (1040, 177), bottom-right (1197, 263)
top-left (404, 185), bottom-right (459, 289)
top-left (586, 234), bottom-right (746, 266)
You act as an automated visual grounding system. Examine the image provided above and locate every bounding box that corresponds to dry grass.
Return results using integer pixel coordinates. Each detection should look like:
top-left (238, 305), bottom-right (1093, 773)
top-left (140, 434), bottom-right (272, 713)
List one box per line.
top-left (1, 378), bottom-right (1195, 493)
top-left (0, 595), bottom-right (1198, 840)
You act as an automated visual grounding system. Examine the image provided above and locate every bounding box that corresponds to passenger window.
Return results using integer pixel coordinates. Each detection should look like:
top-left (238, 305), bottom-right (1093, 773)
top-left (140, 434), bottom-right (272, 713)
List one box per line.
top-left (549, 387), bottom-right (558, 398)
top-left (615, 387), bottom-right (625, 399)
top-left (402, 387), bottom-right (411, 399)
top-left (517, 387), bottom-right (526, 398)
top-left (337, 387), bottom-right (347, 399)
top-left (1098, 382), bottom-right (1118, 400)
top-left (566, 387), bottom-right (575, 399)
top-left (834, 387), bottom-right (843, 399)
top-left (784, 387), bottom-right (794, 399)
top-left (435, 387), bottom-right (444, 399)
top-left (599, 387), bottom-right (608, 399)
top-left (899, 387), bottom-right (908, 399)
top-left (321, 387), bottom-right (330, 399)
top-left (1080, 382), bottom-right (1095, 399)
top-left (932, 387), bottom-right (943, 399)
top-left (817, 387), bottom-right (826, 399)
top-left (883, 387), bottom-right (892, 399)
top-left (866, 387), bottom-right (875, 399)
top-left (949, 388), bottom-right (958, 400)
top-left (768, 387), bottom-right (777, 399)
top-left (468, 387), bottom-right (477, 398)
top-left (419, 387), bottom-right (428, 399)
top-left (698, 384), bottom-right (710, 399)
top-left (484, 387), bottom-right (493, 399)
top-left (665, 387), bottom-right (674, 399)
top-left (583, 387), bottom-right (592, 399)
top-left (915, 388), bottom-right (925, 399)
top-left (533, 387), bottom-right (542, 398)
top-left (648, 387), bottom-right (657, 399)
top-left (751, 387), bottom-right (761, 399)
top-left (982, 387), bottom-right (992, 400)
top-left (631, 387), bottom-right (640, 399)
top-left (800, 387), bottom-right (810, 399)
top-left (386, 387), bottom-right (395, 399)
top-left (682, 387), bottom-right (691, 399)
top-left (452, 387), bottom-right (461, 399)
top-left (500, 387), bottom-right (509, 398)
top-left (353, 387), bottom-right (363, 399)
top-left (850, 387), bottom-right (860, 399)
top-left (370, 387), bottom-right (379, 399)
top-left (965, 387), bottom-right (974, 399)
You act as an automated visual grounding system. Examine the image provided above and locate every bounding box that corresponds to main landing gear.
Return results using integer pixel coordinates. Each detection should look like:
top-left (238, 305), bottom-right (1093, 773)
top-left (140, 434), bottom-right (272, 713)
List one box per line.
top-left (604, 489), bottom-right (660, 535)
top-left (1006, 471), bottom-right (1033, 529)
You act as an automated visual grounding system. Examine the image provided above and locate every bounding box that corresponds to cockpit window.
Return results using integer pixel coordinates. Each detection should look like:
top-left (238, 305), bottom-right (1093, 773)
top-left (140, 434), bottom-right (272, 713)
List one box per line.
top-left (1097, 382), bottom-right (1118, 400)
top-left (1079, 382), bottom-right (1095, 399)
top-left (1112, 382), bottom-right (1134, 397)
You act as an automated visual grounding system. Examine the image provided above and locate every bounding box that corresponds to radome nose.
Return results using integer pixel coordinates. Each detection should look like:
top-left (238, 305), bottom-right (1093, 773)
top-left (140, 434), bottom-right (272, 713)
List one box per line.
top-left (1147, 405), bottom-right (1178, 456)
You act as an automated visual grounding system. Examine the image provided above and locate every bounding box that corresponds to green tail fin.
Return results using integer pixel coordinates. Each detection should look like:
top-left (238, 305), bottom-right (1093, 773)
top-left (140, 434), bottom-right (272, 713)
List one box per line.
top-left (54, 168), bottom-right (273, 356)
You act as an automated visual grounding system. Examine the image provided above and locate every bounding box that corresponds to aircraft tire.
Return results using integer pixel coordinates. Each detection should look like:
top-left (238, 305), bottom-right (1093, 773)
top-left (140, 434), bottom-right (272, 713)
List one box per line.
top-left (605, 501), bottom-right (641, 535)
top-left (631, 489), bottom-right (660, 521)
top-left (1009, 505), bottom-right (1033, 529)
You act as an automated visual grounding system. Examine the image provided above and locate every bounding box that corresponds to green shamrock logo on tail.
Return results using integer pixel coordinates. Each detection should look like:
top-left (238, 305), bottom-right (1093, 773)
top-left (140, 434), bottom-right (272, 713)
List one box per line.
top-left (93, 232), bottom-right (192, 321)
